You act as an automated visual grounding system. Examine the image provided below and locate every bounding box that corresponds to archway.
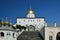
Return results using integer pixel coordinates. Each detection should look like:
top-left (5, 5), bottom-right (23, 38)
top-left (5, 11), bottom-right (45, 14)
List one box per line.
top-left (28, 25), bottom-right (35, 31)
top-left (56, 32), bottom-right (60, 40)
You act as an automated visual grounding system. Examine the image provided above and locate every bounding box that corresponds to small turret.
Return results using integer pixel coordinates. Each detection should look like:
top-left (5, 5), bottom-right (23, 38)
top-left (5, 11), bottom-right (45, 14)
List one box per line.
top-left (10, 20), bottom-right (12, 26)
top-left (2, 18), bottom-right (4, 26)
top-left (53, 21), bottom-right (57, 27)
top-left (5, 17), bottom-right (8, 26)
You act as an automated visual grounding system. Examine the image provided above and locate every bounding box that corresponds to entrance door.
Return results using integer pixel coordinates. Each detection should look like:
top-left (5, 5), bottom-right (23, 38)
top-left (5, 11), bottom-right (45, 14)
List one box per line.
top-left (56, 32), bottom-right (60, 40)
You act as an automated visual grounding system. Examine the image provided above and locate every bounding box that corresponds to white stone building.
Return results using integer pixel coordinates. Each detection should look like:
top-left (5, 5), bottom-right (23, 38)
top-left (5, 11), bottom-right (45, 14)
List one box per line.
top-left (0, 26), bottom-right (17, 40)
top-left (45, 22), bottom-right (60, 40)
top-left (16, 8), bottom-right (60, 40)
top-left (16, 8), bottom-right (45, 31)
top-left (0, 18), bottom-right (18, 40)
top-left (0, 8), bottom-right (60, 40)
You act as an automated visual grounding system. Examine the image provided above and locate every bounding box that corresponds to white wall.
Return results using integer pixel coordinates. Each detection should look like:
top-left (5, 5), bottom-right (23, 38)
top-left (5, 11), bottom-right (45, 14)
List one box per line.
top-left (45, 27), bottom-right (60, 40)
top-left (0, 30), bottom-right (17, 40)
top-left (17, 18), bottom-right (45, 31)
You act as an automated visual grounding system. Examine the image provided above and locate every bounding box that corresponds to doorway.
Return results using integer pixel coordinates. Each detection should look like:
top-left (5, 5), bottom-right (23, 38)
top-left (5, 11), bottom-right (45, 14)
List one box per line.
top-left (56, 32), bottom-right (60, 40)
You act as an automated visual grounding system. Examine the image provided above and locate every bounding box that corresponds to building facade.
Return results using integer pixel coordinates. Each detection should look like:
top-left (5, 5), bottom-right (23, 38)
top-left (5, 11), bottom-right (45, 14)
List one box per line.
top-left (16, 8), bottom-right (45, 31)
top-left (16, 8), bottom-right (60, 40)
top-left (0, 18), bottom-right (18, 40)
top-left (45, 22), bottom-right (60, 40)
top-left (0, 8), bottom-right (60, 40)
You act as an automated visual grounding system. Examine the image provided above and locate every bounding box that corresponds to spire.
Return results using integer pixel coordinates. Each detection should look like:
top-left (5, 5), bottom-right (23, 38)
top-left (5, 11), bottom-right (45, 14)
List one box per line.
top-left (6, 17), bottom-right (8, 25)
top-left (10, 20), bottom-right (12, 26)
top-left (53, 20), bottom-right (57, 27)
top-left (2, 18), bottom-right (4, 26)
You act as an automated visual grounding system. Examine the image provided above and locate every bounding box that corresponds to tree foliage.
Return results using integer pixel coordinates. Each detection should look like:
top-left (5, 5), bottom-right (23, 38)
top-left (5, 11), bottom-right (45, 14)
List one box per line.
top-left (16, 25), bottom-right (26, 30)
top-left (12, 26), bottom-right (16, 29)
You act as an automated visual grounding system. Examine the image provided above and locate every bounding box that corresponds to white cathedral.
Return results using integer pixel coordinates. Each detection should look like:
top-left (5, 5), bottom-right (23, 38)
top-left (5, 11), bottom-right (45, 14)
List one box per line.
top-left (16, 8), bottom-right (60, 40)
top-left (0, 7), bottom-right (60, 40)
top-left (16, 8), bottom-right (45, 31)
top-left (0, 18), bottom-right (18, 40)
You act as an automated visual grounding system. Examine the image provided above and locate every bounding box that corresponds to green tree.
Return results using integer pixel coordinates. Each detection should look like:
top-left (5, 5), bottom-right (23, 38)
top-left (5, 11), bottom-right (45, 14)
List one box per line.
top-left (16, 25), bottom-right (26, 30)
top-left (12, 26), bottom-right (16, 29)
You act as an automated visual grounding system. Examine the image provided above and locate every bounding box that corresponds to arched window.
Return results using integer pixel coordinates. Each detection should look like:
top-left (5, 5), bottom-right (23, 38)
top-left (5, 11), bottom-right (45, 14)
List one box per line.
top-left (13, 33), bottom-right (16, 38)
top-left (13, 33), bottom-right (14, 37)
top-left (49, 35), bottom-right (53, 40)
top-left (7, 32), bottom-right (11, 36)
top-left (56, 32), bottom-right (60, 40)
top-left (49, 32), bottom-right (53, 40)
top-left (28, 25), bottom-right (35, 31)
top-left (1, 32), bottom-right (4, 37)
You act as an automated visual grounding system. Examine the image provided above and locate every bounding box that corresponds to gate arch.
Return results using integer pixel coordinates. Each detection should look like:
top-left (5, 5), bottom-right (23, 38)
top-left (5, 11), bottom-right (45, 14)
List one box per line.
top-left (56, 32), bottom-right (60, 40)
top-left (28, 25), bottom-right (35, 31)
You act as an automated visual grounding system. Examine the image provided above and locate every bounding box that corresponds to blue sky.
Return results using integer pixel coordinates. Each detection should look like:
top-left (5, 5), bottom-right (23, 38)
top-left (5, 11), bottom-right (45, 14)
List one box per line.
top-left (0, 0), bottom-right (60, 25)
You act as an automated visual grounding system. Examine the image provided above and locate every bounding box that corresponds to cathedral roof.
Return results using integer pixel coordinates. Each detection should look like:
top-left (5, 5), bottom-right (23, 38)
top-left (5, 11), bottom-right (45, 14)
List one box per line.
top-left (0, 26), bottom-right (15, 31)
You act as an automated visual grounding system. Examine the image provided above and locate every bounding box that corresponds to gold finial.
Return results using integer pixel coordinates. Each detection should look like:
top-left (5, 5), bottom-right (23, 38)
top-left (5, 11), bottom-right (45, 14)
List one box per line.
top-left (6, 17), bottom-right (8, 25)
top-left (27, 7), bottom-right (34, 14)
top-left (2, 18), bottom-right (4, 25)
top-left (10, 20), bottom-right (12, 26)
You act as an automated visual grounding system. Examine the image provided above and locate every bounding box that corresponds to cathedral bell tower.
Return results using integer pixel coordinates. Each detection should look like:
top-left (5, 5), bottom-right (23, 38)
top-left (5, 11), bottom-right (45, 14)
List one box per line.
top-left (27, 7), bottom-right (35, 18)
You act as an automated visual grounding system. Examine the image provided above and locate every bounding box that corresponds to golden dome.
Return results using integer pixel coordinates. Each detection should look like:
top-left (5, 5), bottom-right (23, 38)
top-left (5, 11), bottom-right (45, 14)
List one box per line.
top-left (27, 7), bottom-right (34, 14)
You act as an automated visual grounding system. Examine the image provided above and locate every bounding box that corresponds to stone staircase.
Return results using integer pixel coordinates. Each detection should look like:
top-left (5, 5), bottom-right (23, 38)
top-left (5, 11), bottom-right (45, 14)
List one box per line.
top-left (17, 31), bottom-right (44, 40)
